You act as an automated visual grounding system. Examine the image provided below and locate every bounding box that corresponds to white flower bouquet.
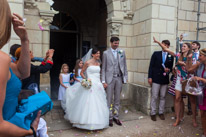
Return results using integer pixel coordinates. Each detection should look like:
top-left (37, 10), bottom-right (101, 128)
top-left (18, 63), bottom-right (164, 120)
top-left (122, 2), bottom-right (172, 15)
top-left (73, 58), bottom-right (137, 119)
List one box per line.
top-left (81, 79), bottom-right (92, 89)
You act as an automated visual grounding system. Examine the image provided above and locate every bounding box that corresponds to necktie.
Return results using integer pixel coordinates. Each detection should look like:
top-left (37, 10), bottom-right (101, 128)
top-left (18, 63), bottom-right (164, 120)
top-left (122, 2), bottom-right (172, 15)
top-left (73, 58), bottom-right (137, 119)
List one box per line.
top-left (113, 50), bottom-right (117, 59)
top-left (194, 52), bottom-right (198, 60)
top-left (162, 52), bottom-right (166, 64)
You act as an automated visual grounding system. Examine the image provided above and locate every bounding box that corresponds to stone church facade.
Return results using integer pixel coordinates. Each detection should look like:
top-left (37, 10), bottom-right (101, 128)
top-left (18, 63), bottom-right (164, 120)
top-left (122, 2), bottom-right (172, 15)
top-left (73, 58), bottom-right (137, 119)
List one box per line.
top-left (4, 0), bottom-right (206, 114)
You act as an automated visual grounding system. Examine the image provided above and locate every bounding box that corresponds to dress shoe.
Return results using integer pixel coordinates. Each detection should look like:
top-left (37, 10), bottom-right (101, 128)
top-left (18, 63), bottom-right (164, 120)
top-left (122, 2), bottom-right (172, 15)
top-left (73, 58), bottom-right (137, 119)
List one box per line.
top-left (171, 106), bottom-right (175, 112)
top-left (159, 114), bottom-right (165, 120)
top-left (113, 118), bottom-right (122, 126)
top-left (151, 115), bottom-right (156, 121)
top-left (109, 119), bottom-right (113, 127)
top-left (187, 111), bottom-right (193, 115)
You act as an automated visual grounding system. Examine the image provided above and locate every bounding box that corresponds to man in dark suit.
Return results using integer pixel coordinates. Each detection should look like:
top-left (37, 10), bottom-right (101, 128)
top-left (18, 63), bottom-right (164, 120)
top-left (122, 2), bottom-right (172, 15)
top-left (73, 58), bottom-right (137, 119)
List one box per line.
top-left (148, 40), bottom-right (174, 121)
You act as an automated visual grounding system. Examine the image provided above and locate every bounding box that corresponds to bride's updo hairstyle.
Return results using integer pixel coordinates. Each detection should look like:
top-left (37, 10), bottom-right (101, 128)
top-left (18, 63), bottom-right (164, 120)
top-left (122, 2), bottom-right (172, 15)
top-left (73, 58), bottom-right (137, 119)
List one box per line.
top-left (91, 48), bottom-right (101, 64)
top-left (91, 48), bottom-right (99, 55)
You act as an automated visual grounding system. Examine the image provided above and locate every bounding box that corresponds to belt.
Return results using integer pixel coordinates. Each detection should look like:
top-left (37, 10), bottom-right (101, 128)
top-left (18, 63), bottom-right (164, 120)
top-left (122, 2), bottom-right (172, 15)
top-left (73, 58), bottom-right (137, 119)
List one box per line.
top-left (113, 74), bottom-right (122, 77)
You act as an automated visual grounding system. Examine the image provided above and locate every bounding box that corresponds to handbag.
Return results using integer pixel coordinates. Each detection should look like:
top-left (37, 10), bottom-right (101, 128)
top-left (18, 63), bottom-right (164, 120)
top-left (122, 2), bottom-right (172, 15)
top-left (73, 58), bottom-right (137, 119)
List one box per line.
top-left (185, 77), bottom-right (202, 96)
top-left (181, 78), bottom-right (197, 95)
top-left (8, 91), bottom-right (53, 130)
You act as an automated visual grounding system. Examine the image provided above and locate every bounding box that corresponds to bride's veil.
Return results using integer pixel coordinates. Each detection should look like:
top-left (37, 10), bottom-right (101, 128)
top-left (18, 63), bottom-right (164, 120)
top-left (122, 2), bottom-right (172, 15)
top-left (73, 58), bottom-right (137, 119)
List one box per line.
top-left (82, 48), bottom-right (92, 63)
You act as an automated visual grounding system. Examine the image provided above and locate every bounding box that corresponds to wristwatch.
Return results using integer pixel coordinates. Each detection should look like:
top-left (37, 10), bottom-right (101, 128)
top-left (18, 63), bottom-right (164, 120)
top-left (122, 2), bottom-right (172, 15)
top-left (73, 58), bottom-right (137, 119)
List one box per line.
top-left (30, 126), bottom-right (37, 137)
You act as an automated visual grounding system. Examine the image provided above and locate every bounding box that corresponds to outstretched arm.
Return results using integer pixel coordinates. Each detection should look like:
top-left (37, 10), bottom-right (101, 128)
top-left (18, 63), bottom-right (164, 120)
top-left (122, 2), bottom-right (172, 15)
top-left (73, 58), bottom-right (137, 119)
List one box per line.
top-left (185, 53), bottom-right (200, 73)
top-left (193, 76), bottom-right (206, 83)
top-left (153, 37), bottom-right (176, 57)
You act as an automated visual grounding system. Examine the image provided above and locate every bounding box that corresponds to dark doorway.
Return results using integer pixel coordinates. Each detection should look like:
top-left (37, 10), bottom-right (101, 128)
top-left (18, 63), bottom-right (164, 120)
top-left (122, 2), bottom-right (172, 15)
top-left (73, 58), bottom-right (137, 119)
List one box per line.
top-left (50, 13), bottom-right (79, 99)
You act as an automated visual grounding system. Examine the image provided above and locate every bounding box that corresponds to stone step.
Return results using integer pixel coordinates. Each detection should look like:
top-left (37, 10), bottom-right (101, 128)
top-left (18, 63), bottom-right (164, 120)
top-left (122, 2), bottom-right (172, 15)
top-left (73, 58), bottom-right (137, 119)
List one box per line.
top-left (44, 99), bottom-right (137, 132)
top-left (52, 99), bottom-right (133, 109)
top-left (44, 104), bottom-right (144, 132)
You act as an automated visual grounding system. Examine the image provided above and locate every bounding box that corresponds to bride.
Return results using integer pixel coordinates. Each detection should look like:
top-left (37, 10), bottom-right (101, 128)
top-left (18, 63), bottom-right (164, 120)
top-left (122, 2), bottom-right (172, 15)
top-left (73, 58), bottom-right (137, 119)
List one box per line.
top-left (64, 48), bottom-right (109, 130)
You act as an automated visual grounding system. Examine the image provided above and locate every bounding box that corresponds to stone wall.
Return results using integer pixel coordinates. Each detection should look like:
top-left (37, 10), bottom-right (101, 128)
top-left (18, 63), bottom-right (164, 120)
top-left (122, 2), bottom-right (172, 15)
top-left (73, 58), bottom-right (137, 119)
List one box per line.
top-left (177, 0), bottom-right (206, 48)
top-left (2, 0), bottom-right (24, 53)
top-left (24, 1), bottom-right (55, 85)
top-left (129, 0), bottom-right (177, 87)
top-left (7, 0), bottom-right (206, 113)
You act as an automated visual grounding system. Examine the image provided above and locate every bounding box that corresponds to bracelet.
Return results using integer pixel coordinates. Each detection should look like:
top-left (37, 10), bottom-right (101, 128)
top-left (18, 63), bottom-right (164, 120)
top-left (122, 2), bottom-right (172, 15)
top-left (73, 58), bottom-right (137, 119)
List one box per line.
top-left (30, 126), bottom-right (37, 137)
top-left (47, 57), bottom-right (53, 62)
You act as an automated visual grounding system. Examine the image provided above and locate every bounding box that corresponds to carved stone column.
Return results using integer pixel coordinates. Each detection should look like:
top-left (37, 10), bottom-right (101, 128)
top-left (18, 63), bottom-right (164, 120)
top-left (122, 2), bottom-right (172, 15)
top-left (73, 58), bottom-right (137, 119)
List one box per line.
top-left (24, 0), bottom-right (37, 8)
top-left (107, 17), bottom-right (123, 37)
top-left (121, 0), bottom-right (134, 20)
top-left (39, 10), bottom-right (57, 54)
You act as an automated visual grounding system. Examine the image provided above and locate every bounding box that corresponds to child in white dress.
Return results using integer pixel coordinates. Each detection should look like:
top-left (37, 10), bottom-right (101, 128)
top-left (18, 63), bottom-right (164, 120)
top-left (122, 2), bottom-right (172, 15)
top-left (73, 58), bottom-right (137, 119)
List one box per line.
top-left (58, 64), bottom-right (71, 101)
top-left (73, 59), bottom-right (83, 83)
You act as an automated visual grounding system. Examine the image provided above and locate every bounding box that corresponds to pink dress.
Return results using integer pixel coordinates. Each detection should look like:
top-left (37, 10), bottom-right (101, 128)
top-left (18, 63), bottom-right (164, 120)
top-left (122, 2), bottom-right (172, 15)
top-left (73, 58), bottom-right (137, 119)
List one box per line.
top-left (196, 63), bottom-right (206, 110)
top-left (199, 89), bottom-right (206, 110)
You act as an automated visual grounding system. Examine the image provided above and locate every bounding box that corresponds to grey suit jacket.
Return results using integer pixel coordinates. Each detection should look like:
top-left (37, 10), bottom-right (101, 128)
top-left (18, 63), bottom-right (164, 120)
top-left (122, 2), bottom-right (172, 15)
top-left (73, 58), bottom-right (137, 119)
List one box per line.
top-left (101, 48), bottom-right (128, 84)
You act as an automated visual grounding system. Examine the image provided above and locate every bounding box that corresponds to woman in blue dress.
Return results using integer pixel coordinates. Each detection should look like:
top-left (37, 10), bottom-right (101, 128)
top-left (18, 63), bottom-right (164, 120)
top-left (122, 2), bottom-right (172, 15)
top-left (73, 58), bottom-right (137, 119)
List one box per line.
top-left (0, 0), bottom-right (40, 136)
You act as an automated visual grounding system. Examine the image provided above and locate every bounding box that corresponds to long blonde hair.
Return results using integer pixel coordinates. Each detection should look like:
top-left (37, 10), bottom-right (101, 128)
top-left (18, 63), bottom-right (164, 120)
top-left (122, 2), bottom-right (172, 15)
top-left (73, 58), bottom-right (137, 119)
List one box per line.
top-left (61, 64), bottom-right (69, 73)
top-left (0, 0), bottom-right (12, 48)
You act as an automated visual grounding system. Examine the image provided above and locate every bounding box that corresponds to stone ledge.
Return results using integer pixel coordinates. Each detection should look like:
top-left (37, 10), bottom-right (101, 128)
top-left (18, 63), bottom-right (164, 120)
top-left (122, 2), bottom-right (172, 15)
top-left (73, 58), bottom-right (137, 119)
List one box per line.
top-left (127, 83), bottom-right (173, 115)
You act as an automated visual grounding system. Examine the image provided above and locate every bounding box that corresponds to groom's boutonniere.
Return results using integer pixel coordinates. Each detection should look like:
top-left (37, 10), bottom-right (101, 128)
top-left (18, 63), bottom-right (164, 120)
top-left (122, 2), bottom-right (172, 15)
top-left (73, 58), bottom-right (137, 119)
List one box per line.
top-left (118, 50), bottom-right (123, 58)
top-left (168, 54), bottom-right (172, 60)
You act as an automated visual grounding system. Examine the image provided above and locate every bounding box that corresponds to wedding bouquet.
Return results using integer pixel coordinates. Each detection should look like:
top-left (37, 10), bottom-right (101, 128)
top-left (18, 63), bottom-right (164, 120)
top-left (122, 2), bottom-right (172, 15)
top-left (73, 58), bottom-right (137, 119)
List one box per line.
top-left (81, 79), bottom-right (92, 89)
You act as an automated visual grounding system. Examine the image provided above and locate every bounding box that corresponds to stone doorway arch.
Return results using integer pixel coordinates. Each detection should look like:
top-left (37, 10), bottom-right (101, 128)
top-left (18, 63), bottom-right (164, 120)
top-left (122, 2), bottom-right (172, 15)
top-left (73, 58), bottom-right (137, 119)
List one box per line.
top-left (24, 0), bottom-right (133, 99)
top-left (49, 13), bottom-right (80, 99)
top-left (50, 0), bottom-right (109, 99)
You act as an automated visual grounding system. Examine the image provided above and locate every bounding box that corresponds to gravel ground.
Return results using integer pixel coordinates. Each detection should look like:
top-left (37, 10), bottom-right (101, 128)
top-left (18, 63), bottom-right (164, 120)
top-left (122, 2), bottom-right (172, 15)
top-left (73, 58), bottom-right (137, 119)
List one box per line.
top-left (47, 111), bottom-right (204, 137)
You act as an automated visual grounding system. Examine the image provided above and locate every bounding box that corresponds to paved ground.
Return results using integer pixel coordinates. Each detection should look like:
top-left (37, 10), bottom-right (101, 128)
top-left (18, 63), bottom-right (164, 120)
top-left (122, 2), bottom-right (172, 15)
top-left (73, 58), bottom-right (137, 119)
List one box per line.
top-left (44, 101), bottom-right (204, 137)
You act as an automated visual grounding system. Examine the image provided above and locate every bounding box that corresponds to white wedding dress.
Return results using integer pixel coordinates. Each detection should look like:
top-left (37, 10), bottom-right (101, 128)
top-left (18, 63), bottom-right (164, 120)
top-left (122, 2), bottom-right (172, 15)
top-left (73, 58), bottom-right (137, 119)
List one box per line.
top-left (64, 66), bottom-right (109, 130)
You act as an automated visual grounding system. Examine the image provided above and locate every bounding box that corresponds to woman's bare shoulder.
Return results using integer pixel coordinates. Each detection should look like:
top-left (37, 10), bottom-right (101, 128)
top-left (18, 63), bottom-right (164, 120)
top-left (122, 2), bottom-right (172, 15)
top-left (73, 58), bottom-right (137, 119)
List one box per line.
top-left (0, 51), bottom-right (11, 64)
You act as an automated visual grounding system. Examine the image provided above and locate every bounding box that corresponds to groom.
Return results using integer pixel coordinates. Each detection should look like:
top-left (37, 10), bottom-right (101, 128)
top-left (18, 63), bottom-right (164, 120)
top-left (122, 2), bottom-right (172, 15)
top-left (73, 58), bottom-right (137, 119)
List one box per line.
top-left (102, 37), bottom-right (128, 127)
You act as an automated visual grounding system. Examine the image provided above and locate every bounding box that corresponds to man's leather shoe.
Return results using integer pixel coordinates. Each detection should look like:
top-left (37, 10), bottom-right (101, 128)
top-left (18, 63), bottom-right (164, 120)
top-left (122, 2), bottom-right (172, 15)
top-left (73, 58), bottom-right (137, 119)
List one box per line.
top-left (151, 115), bottom-right (156, 121)
top-left (187, 111), bottom-right (192, 115)
top-left (113, 118), bottom-right (122, 126)
top-left (159, 114), bottom-right (165, 120)
top-left (109, 119), bottom-right (113, 127)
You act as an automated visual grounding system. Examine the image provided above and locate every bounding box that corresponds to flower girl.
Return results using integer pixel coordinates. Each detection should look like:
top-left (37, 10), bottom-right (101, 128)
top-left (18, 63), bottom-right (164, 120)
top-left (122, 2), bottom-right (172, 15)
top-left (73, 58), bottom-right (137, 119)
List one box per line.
top-left (73, 59), bottom-right (84, 83)
top-left (58, 64), bottom-right (71, 101)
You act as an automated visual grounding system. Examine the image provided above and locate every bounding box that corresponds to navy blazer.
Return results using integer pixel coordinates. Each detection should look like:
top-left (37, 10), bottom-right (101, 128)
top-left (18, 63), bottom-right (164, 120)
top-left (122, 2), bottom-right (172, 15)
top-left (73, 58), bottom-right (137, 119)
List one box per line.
top-left (148, 51), bottom-right (174, 85)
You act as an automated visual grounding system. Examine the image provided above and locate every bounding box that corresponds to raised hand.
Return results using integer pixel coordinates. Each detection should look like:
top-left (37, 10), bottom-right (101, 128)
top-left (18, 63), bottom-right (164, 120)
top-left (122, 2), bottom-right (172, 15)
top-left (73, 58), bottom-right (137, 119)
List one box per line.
top-left (12, 13), bottom-right (28, 41)
top-left (153, 37), bottom-right (158, 43)
top-left (48, 49), bottom-right (54, 58)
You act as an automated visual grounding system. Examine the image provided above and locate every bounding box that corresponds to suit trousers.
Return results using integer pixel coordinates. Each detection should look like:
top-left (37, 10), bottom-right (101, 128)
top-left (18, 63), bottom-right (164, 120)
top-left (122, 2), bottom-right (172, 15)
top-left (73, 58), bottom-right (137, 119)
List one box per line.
top-left (150, 83), bottom-right (168, 115)
top-left (106, 76), bottom-right (123, 120)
